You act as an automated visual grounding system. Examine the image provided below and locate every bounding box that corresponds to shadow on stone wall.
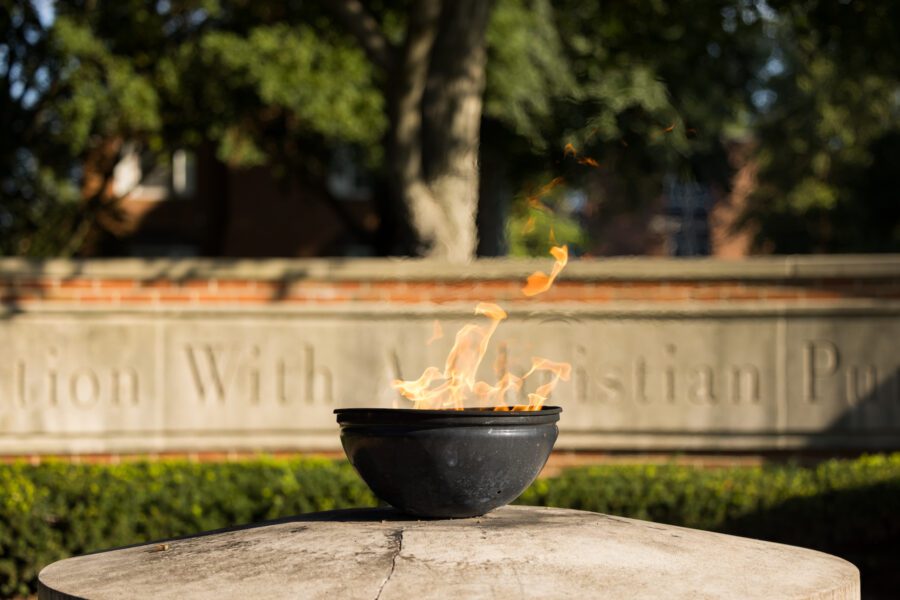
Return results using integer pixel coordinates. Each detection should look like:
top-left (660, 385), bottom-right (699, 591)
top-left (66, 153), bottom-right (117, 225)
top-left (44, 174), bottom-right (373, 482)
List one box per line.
top-left (826, 365), bottom-right (900, 449)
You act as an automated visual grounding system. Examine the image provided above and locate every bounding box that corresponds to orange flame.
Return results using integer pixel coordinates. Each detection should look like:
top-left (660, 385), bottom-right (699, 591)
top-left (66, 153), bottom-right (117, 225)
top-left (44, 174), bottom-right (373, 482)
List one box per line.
top-left (524, 177), bottom-right (564, 221)
top-left (521, 214), bottom-right (537, 234)
top-left (531, 177), bottom-right (564, 202)
top-left (393, 302), bottom-right (508, 410)
top-left (521, 357), bottom-right (572, 410)
top-left (522, 245), bottom-right (568, 297)
top-left (564, 144), bottom-right (600, 169)
top-left (391, 247), bottom-right (572, 411)
top-left (473, 372), bottom-right (524, 410)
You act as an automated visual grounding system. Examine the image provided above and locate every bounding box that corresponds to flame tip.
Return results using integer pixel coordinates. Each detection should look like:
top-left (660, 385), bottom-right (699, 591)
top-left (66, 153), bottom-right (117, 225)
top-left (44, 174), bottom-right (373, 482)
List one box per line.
top-left (398, 193), bottom-right (572, 410)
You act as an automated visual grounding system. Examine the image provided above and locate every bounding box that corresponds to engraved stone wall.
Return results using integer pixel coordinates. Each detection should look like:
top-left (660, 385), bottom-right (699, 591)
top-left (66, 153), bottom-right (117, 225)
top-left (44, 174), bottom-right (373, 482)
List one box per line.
top-left (1, 256), bottom-right (898, 455)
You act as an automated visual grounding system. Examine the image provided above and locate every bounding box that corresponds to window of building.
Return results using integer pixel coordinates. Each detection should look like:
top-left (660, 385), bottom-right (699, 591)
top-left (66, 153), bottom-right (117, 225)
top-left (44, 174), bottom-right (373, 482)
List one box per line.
top-left (112, 143), bottom-right (197, 201)
top-left (327, 145), bottom-right (372, 202)
top-left (662, 177), bottom-right (712, 256)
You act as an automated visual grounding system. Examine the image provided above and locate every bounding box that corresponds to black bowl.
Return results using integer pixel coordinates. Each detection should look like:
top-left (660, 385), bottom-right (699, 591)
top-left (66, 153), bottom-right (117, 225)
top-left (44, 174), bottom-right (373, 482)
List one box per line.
top-left (334, 407), bottom-right (561, 518)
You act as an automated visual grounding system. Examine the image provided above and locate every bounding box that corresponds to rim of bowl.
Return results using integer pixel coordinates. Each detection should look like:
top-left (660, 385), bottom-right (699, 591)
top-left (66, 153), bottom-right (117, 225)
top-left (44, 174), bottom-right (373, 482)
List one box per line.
top-left (334, 406), bottom-right (561, 427)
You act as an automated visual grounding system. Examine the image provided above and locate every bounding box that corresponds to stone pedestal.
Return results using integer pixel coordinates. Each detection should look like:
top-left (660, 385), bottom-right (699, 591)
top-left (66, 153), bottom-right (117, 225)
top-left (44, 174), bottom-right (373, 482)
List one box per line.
top-left (38, 506), bottom-right (859, 599)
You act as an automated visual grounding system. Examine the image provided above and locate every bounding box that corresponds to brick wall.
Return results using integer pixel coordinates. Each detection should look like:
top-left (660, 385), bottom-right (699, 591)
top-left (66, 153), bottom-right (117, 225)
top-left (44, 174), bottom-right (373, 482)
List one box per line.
top-left (3, 256), bottom-right (898, 308)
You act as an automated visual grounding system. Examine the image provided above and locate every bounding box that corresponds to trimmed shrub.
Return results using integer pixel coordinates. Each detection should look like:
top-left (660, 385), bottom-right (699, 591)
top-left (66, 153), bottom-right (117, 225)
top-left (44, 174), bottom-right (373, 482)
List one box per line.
top-left (518, 454), bottom-right (900, 547)
top-left (1, 454), bottom-right (898, 597)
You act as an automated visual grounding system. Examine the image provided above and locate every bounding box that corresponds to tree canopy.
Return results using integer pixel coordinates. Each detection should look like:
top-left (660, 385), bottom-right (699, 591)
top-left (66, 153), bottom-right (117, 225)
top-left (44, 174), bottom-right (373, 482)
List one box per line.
top-left (1, 0), bottom-right (897, 257)
top-left (743, 0), bottom-right (900, 252)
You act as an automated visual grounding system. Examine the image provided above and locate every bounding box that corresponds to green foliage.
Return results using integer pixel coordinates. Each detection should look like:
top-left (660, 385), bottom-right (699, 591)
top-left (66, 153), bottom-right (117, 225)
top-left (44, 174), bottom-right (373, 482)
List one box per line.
top-left (1, 0), bottom-right (384, 256)
top-left (3, 454), bottom-right (899, 596)
top-left (198, 24), bottom-right (384, 167)
top-left (1, 1), bottom-right (76, 256)
top-left (484, 0), bottom-right (575, 148)
top-left (2, 0), bottom-right (897, 257)
top-left (505, 177), bottom-right (587, 257)
top-left (519, 454), bottom-right (900, 538)
top-left (1, 1), bottom-right (165, 256)
top-left (484, 0), bottom-right (771, 254)
top-left (507, 206), bottom-right (586, 257)
top-left (51, 16), bottom-right (161, 151)
top-left (491, 0), bottom-right (899, 255)
top-left (744, 1), bottom-right (900, 252)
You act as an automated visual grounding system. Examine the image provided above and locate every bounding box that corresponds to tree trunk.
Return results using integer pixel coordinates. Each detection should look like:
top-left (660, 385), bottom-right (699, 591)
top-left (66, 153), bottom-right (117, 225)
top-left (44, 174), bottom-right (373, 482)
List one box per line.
top-left (419, 0), bottom-right (493, 261)
top-left (77, 136), bottom-right (124, 256)
top-left (382, 0), bottom-right (442, 256)
top-left (476, 121), bottom-right (512, 256)
top-left (332, 0), bottom-right (494, 261)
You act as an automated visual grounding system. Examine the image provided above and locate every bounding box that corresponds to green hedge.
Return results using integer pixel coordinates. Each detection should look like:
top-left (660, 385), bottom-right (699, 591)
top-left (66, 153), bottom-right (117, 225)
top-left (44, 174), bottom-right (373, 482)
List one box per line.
top-left (519, 453), bottom-right (900, 549)
top-left (2, 454), bottom-right (899, 598)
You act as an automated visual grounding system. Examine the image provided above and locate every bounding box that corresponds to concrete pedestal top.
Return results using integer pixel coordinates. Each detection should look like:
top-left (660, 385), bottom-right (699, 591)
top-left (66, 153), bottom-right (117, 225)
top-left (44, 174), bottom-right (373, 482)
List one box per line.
top-left (38, 505), bottom-right (859, 600)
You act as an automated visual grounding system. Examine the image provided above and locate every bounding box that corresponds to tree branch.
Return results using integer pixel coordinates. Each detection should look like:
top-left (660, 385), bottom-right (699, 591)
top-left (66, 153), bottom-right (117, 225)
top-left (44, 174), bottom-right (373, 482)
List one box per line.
top-left (390, 0), bottom-right (441, 196)
top-left (327, 0), bottom-right (396, 72)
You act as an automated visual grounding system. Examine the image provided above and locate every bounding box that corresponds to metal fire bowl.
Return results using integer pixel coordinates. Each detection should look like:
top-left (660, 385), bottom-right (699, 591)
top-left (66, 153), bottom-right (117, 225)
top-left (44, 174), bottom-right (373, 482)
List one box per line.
top-left (334, 407), bottom-right (561, 518)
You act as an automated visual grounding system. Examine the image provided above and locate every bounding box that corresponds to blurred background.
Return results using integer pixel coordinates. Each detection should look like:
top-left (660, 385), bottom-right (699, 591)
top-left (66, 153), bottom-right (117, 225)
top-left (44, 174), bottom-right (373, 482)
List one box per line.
top-left (3, 0), bottom-right (898, 260)
top-left (2, 1), bottom-right (899, 599)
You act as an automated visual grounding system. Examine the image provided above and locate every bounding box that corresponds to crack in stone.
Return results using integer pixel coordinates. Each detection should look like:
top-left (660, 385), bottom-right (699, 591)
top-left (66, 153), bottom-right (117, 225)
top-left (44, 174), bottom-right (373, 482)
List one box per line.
top-left (374, 529), bottom-right (403, 600)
